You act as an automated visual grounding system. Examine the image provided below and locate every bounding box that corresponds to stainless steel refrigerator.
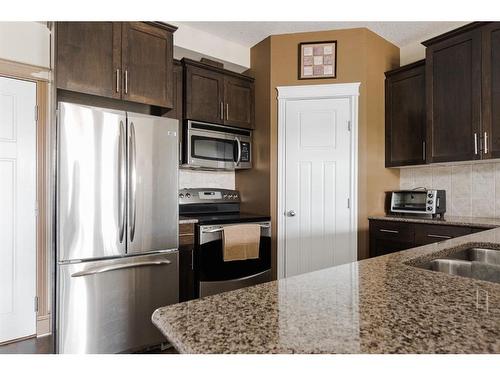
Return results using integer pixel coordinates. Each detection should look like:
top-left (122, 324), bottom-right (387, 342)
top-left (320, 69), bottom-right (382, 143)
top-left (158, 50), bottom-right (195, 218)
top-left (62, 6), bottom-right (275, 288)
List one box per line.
top-left (56, 102), bottom-right (179, 354)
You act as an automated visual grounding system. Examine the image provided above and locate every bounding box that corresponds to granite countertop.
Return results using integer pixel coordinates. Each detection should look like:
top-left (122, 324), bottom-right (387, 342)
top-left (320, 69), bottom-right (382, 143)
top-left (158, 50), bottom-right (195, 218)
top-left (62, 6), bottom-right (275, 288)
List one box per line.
top-left (152, 228), bottom-right (500, 354)
top-left (179, 217), bottom-right (198, 224)
top-left (368, 214), bottom-right (500, 229)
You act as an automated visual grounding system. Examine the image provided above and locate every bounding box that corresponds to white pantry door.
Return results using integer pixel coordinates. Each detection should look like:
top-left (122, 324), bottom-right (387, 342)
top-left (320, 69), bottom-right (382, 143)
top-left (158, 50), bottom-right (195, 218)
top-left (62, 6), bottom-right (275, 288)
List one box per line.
top-left (283, 97), bottom-right (354, 277)
top-left (0, 76), bottom-right (37, 343)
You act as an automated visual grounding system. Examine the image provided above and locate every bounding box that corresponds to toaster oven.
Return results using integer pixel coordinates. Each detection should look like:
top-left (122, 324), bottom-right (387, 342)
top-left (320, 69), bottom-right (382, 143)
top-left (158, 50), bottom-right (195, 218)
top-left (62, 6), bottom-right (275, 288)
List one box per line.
top-left (389, 189), bottom-right (446, 218)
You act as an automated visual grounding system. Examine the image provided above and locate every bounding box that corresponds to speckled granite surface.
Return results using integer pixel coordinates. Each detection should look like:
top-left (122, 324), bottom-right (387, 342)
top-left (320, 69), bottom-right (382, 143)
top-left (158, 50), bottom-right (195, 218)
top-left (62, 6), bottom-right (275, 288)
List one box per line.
top-left (152, 229), bottom-right (500, 354)
top-left (368, 214), bottom-right (500, 228)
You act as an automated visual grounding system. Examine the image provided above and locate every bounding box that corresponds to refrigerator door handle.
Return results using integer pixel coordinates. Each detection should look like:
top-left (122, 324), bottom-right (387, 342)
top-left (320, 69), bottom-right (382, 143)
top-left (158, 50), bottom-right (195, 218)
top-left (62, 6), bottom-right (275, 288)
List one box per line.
top-left (70, 259), bottom-right (172, 277)
top-left (129, 121), bottom-right (137, 243)
top-left (119, 120), bottom-right (126, 243)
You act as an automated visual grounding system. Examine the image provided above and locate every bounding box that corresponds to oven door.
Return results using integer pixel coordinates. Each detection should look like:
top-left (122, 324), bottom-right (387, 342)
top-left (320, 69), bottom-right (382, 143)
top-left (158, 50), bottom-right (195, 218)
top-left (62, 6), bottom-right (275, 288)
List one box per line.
top-left (184, 120), bottom-right (252, 170)
top-left (197, 222), bottom-right (271, 297)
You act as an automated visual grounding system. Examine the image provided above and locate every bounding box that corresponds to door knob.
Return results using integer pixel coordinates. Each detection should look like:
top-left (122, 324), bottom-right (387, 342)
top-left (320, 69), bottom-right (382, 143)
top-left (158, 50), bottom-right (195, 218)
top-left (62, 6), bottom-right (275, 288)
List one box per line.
top-left (287, 210), bottom-right (296, 217)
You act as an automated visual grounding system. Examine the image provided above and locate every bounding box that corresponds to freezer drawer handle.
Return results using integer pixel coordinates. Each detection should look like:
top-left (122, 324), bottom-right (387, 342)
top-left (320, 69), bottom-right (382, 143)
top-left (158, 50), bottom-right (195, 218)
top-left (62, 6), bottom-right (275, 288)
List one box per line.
top-left (202, 224), bottom-right (270, 234)
top-left (71, 260), bottom-right (171, 277)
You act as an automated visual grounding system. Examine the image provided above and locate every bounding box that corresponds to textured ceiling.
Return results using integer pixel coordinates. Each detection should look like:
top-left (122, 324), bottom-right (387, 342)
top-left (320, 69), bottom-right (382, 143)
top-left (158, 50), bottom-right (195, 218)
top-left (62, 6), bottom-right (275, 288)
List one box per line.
top-left (180, 21), bottom-right (468, 48)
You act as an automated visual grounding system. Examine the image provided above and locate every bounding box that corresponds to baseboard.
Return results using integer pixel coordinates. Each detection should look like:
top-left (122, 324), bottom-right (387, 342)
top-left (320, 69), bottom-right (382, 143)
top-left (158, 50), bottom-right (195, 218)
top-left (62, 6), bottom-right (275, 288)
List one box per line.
top-left (36, 314), bottom-right (51, 337)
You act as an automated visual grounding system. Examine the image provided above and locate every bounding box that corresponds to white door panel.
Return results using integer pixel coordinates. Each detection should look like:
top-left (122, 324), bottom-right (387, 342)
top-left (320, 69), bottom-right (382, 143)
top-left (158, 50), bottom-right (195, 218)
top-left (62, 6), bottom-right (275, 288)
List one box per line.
top-left (0, 76), bottom-right (37, 343)
top-left (284, 98), bottom-right (353, 277)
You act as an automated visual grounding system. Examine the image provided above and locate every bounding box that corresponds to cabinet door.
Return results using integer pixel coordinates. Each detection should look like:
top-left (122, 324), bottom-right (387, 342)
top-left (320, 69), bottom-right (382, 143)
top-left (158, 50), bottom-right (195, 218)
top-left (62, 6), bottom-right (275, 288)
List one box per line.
top-left (426, 29), bottom-right (482, 163)
top-left (482, 22), bottom-right (500, 159)
top-left (223, 76), bottom-right (254, 129)
top-left (414, 224), bottom-right (471, 246)
top-left (164, 61), bottom-right (183, 123)
top-left (56, 22), bottom-right (121, 99)
top-left (184, 64), bottom-right (224, 124)
top-left (369, 220), bottom-right (415, 257)
top-left (121, 22), bottom-right (174, 108)
top-left (385, 61), bottom-right (426, 167)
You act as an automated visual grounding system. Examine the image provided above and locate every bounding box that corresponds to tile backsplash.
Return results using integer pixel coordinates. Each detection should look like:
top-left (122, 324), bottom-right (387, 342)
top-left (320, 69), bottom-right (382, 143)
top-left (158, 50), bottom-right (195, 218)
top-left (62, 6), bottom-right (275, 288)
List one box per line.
top-left (179, 169), bottom-right (235, 190)
top-left (400, 163), bottom-right (500, 218)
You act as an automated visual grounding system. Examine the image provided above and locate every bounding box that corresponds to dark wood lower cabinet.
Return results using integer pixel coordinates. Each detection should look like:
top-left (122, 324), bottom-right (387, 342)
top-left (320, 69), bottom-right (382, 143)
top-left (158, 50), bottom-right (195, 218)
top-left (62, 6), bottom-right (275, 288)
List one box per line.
top-left (179, 223), bottom-right (195, 302)
top-left (369, 219), bottom-right (488, 258)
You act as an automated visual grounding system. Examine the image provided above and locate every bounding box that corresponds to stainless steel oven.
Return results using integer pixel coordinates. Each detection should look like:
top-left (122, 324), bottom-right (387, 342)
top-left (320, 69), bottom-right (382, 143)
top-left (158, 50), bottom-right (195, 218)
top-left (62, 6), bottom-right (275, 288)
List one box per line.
top-left (197, 222), bottom-right (271, 298)
top-left (183, 120), bottom-right (252, 170)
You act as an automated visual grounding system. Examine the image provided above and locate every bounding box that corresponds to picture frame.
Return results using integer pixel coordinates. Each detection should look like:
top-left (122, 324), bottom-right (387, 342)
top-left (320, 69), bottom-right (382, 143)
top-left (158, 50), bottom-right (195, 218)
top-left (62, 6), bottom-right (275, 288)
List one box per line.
top-left (298, 40), bottom-right (337, 80)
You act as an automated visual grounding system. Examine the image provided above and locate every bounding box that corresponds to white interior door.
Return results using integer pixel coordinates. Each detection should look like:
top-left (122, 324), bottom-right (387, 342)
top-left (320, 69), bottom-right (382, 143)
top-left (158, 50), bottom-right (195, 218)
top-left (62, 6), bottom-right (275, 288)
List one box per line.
top-left (0, 76), bottom-right (37, 343)
top-left (283, 97), bottom-right (354, 277)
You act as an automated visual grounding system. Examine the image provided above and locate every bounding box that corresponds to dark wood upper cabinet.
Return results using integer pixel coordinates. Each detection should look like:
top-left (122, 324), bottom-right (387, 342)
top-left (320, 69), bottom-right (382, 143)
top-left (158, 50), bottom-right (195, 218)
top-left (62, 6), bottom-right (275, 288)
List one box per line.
top-left (183, 58), bottom-right (255, 129)
top-left (56, 21), bottom-right (176, 108)
top-left (385, 60), bottom-right (426, 167)
top-left (224, 76), bottom-right (255, 129)
top-left (423, 26), bottom-right (482, 163)
top-left (164, 60), bottom-right (183, 123)
top-left (482, 22), bottom-right (500, 159)
top-left (56, 22), bottom-right (121, 99)
top-left (121, 22), bottom-right (174, 108)
top-left (184, 62), bottom-right (225, 124)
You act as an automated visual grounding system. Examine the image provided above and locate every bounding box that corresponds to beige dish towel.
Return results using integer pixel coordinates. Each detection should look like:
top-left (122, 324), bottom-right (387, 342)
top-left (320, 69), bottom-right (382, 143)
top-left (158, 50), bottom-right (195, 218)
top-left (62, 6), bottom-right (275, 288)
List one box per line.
top-left (223, 224), bottom-right (261, 262)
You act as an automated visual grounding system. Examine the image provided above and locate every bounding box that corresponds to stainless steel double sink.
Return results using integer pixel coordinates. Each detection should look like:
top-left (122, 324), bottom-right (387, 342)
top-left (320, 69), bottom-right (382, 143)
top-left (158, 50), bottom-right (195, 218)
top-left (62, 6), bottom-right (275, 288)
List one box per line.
top-left (422, 247), bottom-right (500, 284)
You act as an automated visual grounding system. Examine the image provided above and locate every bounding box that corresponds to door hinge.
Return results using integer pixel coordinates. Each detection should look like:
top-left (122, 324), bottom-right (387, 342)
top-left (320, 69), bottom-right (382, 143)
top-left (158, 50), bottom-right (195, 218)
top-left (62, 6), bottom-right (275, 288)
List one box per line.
top-left (347, 121), bottom-right (351, 131)
top-left (34, 105), bottom-right (39, 122)
top-left (347, 198), bottom-right (350, 209)
top-left (34, 296), bottom-right (39, 313)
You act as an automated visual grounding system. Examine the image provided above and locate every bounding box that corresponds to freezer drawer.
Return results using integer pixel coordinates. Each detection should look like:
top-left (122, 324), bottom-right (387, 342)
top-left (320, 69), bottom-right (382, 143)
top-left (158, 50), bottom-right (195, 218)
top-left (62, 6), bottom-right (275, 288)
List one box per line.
top-left (57, 251), bottom-right (178, 354)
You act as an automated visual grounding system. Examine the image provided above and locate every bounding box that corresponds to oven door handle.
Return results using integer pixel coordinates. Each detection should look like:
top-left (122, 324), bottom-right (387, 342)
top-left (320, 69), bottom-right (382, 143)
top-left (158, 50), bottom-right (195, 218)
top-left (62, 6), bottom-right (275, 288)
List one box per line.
top-left (202, 224), bottom-right (270, 234)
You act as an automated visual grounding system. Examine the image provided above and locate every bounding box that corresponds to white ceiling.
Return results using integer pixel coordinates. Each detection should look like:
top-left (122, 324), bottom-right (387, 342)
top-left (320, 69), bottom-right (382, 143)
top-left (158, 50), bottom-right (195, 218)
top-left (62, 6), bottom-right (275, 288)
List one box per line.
top-left (180, 21), bottom-right (468, 48)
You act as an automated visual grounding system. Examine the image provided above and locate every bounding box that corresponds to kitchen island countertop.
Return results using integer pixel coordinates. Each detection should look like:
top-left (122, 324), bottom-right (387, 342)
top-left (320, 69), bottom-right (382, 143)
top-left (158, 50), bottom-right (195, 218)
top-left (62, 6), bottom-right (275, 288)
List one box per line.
top-left (152, 228), bottom-right (500, 354)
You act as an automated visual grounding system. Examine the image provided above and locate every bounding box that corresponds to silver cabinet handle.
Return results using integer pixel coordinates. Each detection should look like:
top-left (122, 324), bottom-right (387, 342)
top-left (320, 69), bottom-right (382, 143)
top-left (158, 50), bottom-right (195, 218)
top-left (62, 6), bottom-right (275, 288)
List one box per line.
top-left (422, 141), bottom-right (426, 161)
top-left (116, 69), bottom-right (120, 93)
top-left (226, 103), bottom-right (229, 120)
top-left (484, 132), bottom-right (488, 154)
top-left (124, 70), bottom-right (129, 94)
top-left (220, 102), bottom-right (224, 120)
top-left (379, 229), bottom-right (399, 234)
top-left (71, 260), bottom-right (171, 277)
top-left (118, 120), bottom-right (126, 243)
top-left (474, 133), bottom-right (478, 155)
top-left (235, 137), bottom-right (242, 166)
top-left (287, 210), bottom-right (296, 217)
top-left (129, 121), bottom-right (137, 242)
top-left (427, 234), bottom-right (452, 239)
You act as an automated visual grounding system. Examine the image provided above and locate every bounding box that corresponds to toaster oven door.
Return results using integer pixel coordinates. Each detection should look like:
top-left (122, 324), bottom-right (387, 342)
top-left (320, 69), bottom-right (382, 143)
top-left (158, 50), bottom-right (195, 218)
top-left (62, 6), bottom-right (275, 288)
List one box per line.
top-left (391, 191), bottom-right (429, 213)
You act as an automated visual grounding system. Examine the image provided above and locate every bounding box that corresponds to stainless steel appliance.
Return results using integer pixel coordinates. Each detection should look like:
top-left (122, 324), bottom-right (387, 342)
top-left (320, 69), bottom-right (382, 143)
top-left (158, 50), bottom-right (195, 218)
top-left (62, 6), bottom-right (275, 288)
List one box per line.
top-left (56, 102), bottom-right (179, 354)
top-left (179, 188), bottom-right (270, 297)
top-left (389, 189), bottom-right (446, 218)
top-left (182, 120), bottom-right (252, 170)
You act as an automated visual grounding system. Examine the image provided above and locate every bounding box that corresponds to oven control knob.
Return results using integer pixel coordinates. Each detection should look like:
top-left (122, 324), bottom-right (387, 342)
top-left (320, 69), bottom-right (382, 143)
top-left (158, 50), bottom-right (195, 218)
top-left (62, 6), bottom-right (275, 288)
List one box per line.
top-left (427, 200), bottom-right (433, 205)
top-left (427, 206), bottom-right (432, 211)
top-left (185, 193), bottom-right (191, 198)
top-left (179, 193), bottom-right (184, 198)
top-left (428, 193), bottom-right (433, 198)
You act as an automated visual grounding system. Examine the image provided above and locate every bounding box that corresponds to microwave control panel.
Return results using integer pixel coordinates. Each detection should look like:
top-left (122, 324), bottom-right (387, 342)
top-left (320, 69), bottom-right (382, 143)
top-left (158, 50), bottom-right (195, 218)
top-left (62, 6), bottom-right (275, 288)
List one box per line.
top-left (240, 142), bottom-right (251, 162)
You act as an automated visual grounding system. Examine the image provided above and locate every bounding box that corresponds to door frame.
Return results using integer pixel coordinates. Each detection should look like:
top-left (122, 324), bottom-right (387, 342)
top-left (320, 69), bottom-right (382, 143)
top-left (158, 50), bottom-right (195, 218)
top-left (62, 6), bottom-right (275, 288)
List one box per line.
top-left (0, 58), bottom-right (51, 338)
top-left (276, 83), bottom-right (360, 279)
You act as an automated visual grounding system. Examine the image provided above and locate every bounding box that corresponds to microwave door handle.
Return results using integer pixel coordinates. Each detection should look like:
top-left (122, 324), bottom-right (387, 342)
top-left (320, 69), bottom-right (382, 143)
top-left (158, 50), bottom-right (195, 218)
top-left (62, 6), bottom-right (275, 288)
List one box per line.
top-left (235, 137), bottom-right (242, 166)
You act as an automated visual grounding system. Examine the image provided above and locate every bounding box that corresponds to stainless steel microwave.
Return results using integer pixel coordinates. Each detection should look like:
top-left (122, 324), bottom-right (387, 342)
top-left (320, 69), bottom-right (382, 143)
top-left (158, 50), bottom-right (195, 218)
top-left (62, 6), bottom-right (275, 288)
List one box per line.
top-left (182, 120), bottom-right (252, 170)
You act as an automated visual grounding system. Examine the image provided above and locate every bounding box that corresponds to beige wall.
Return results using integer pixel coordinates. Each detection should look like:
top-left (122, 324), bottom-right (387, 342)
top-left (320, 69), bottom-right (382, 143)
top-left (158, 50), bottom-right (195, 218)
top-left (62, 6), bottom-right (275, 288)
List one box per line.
top-left (236, 28), bottom-right (400, 275)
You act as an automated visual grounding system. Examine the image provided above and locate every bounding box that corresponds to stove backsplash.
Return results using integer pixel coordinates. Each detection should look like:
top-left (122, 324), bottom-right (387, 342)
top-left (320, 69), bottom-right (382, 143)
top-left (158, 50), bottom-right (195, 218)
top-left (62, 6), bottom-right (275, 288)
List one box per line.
top-left (400, 162), bottom-right (500, 218)
top-left (179, 169), bottom-right (235, 190)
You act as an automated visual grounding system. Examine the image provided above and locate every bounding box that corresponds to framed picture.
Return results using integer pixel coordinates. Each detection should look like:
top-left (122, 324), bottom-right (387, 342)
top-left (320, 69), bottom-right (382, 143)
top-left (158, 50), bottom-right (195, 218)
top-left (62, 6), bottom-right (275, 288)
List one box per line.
top-left (298, 40), bottom-right (337, 79)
